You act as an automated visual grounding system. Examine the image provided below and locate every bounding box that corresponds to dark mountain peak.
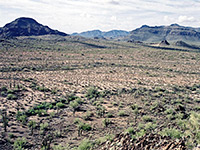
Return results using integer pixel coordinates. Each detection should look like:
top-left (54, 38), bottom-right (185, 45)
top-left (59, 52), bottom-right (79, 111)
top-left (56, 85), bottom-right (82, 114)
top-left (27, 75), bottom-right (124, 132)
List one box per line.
top-left (0, 17), bottom-right (68, 38)
top-left (141, 25), bottom-right (150, 28)
top-left (160, 40), bottom-right (170, 46)
top-left (170, 23), bottom-right (180, 27)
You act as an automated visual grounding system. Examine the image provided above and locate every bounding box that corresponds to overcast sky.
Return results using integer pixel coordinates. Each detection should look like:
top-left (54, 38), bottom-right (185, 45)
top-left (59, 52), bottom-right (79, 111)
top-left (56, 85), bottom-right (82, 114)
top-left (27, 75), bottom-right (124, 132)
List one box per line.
top-left (0, 0), bottom-right (200, 33)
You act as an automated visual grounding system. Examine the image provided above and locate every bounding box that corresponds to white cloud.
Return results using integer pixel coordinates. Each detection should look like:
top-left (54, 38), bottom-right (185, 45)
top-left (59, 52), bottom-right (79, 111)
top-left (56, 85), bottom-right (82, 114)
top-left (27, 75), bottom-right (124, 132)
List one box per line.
top-left (110, 16), bottom-right (117, 21)
top-left (0, 0), bottom-right (200, 33)
top-left (178, 16), bottom-right (196, 23)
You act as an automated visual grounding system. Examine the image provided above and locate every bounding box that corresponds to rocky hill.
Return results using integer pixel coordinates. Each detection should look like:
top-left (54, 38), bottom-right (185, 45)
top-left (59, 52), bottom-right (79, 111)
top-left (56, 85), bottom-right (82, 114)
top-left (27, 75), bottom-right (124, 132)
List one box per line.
top-left (72, 30), bottom-right (129, 39)
top-left (174, 40), bottom-right (200, 49)
top-left (128, 24), bottom-right (200, 43)
top-left (0, 17), bottom-right (68, 38)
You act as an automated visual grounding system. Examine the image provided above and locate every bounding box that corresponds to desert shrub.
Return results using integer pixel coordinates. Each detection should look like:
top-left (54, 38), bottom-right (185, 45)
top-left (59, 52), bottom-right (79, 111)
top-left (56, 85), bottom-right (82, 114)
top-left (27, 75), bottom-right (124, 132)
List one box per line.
top-left (77, 122), bottom-right (92, 136)
top-left (102, 118), bottom-right (112, 127)
top-left (28, 120), bottom-right (36, 135)
top-left (150, 101), bottom-right (159, 111)
top-left (130, 104), bottom-right (138, 110)
top-left (125, 127), bottom-right (135, 135)
top-left (165, 108), bottom-right (175, 115)
top-left (1, 86), bottom-right (7, 91)
top-left (78, 139), bottom-right (93, 150)
top-left (16, 111), bottom-right (27, 124)
top-left (70, 101), bottom-right (80, 115)
top-left (52, 144), bottom-right (67, 150)
top-left (188, 112), bottom-right (200, 131)
top-left (75, 97), bottom-right (84, 104)
top-left (85, 87), bottom-right (101, 99)
top-left (40, 122), bottom-right (49, 131)
top-left (51, 88), bottom-right (58, 94)
top-left (74, 118), bottom-right (81, 124)
top-left (7, 89), bottom-right (14, 94)
top-left (54, 130), bottom-right (62, 138)
top-left (14, 138), bottom-right (27, 150)
top-left (136, 129), bottom-right (146, 138)
top-left (167, 114), bottom-right (176, 120)
top-left (68, 94), bottom-right (79, 102)
top-left (118, 110), bottom-right (128, 117)
top-left (56, 102), bottom-right (65, 108)
top-left (142, 115), bottom-right (153, 122)
top-left (35, 109), bottom-right (48, 117)
top-left (96, 105), bottom-right (106, 117)
top-left (144, 122), bottom-right (157, 131)
top-left (0, 110), bottom-right (9, 132)
top-left (78, 122), bottom-right (92, 131)
top-left (59, 97), bottom-right (67, 103)
top-left (36, 85), bottom-right (50, 92)
top-left (106, 112), bottom-right (114, 118)
top-left (83, 111), bottom-right (93, 121)
top-left (160, 128), bottom-right (182, 139)
top-left (7, 93), bottom-right (17, 100)
top-left (8, 133), bottom-right (15, 139)
top-left (26, 109), bottom-right (36, 116)
top-left (1, 91), bottom-right (7, 97)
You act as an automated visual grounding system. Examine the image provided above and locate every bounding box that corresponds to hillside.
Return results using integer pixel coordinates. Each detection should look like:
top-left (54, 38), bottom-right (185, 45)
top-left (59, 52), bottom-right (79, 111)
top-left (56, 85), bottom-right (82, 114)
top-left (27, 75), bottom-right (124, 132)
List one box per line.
top-left (0, 36), bottom-right (200, 149)
top-left (0, 17), bottom-right (68, 38)
top-left (128, 24), bottom-right (200, 43)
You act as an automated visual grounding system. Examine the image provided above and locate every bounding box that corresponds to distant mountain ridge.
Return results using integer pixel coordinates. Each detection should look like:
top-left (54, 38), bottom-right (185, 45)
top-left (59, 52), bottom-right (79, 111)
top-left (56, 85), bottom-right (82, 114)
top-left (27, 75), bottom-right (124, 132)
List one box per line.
top-left (128, 24), bottom-right (200, 43)
top-left (0, 17), bottom-right (68, 38)
top-left (72, 30), bottom-right (130, 39)
top-left (1, 17), bottom-right (200, 44)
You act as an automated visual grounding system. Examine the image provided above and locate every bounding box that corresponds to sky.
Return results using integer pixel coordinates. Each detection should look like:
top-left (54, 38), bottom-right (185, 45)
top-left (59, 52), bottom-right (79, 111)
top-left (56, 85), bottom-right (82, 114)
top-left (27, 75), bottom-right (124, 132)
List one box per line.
top-left (0, 0), bottom-right (200, 33)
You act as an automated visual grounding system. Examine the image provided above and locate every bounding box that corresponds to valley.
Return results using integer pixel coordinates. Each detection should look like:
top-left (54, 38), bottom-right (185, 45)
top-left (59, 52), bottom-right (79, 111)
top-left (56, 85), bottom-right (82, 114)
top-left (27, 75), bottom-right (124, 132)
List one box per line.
top-left (0, 35), bottom-right (200, 149)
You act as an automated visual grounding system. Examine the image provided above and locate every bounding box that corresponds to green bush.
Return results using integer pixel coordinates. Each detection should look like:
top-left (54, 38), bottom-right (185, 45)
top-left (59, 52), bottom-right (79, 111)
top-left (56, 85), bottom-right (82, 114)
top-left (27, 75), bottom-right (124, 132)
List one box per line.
top-left (53, 144), bottom-right (67, 150)
top-left (1, 86), bottom-right (7, 91)
top-left (14, 138), bottom-right (27, 150)
top-left (56, 102), bottom-right (65, 108)
top-left (142, 115), bottom-right (153, 122)
top-left (83, 111), bottom-right (93, 121)
top-left (78, 139), bottom-right (93, 150)
top-left (78, 122), bottom-right (92, 131)
top-left (16, 111), bottom-right (27, 124)
top-left (1, 91), bottom-right (7, 97)
top-left (130, 104), bottom-right (138, 110)
top-left (102, 118), bottom-right (112, 127)
top-left (106, 112), bottom-right (114, 118)
top-left (40, 122), bottom-right (49, 131)
top-left (85, 87), bottom-right (101, 99)
top-left (144, 122), bottom-right (157, 131)
top-left (125, 127), bottom-right (135, 135)
top-left (118, 110), bottom-right (128, 117)
top-left (28, 120), bottom-right (36, 135)
top-left (159, 128), bottom-right (182, 139)
top-left (7, 94), bottom-right (17, 100)
top-left (96, 105), bottom-right (106, 117)
top-left (70, 101), bottom-right (80, 115)
top-left (74, 118), bottom-right (81, 124)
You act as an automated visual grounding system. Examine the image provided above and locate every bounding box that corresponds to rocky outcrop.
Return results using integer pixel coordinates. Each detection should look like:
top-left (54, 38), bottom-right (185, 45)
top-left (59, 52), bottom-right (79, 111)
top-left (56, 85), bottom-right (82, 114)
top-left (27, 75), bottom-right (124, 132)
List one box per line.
top-left (99, 133), bottom-right (186, 150)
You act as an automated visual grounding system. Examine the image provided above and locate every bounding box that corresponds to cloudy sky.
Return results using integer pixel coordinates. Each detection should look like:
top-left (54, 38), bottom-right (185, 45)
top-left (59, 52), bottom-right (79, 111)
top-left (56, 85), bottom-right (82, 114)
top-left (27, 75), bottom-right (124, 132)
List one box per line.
top-left (0, 0), bottom-right (200, 33)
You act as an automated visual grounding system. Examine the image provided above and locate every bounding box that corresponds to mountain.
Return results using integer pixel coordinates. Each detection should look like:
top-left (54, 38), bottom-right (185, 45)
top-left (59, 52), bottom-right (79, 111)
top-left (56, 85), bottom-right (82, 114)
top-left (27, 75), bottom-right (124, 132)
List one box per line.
top-left (0, 17), bottom-right (68, 38)
top-left (128, 24), bottom-right (200, 43)
top-left (72, 30), bottom-right (129, 39)
top-left (174, 41), bottom-right (200, 49)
